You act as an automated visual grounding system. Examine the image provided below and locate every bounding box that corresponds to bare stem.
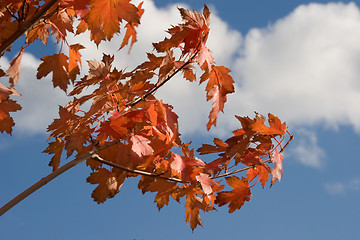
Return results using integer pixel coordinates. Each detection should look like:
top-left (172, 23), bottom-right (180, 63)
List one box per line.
top-left (126, 51), bottom-right (198, 108)
top-left (211, 134), bottom-right (294, 179)
top-left (91, 154), bottom-right (184, 183)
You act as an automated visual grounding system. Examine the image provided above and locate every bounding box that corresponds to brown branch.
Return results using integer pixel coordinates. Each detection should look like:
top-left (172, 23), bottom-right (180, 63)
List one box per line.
top-left (0, 0), bottom-right (59, 55)
top-left (211, 134), bottom-right (294, 180)
top-left (91, 154), bottom-right (184, 183)
top-left (0, 141), bottom-right (119, 217)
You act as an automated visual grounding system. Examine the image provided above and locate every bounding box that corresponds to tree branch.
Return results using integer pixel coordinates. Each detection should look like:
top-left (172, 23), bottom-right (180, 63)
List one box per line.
top-left (211, 134), bottom-right (294, 179)
top-left (91, 154), bottom-right (184, 183)
top-left (0, 0), bottom-right (59, 55)
top-left (0, 141), bottom-right (118, 217)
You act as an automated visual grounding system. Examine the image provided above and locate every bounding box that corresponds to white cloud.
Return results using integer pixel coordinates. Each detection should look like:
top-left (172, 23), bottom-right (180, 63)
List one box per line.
top-left (288, 129), bottom-right (325, 168)
top-left (225, 2), bottom-right (360, 133)
top-left (324, 178), bottom-right (360, 195)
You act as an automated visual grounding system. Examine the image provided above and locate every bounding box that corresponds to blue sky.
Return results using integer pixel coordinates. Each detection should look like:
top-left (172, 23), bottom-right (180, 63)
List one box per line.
top-left (1, 0), bottom-right (360, 239)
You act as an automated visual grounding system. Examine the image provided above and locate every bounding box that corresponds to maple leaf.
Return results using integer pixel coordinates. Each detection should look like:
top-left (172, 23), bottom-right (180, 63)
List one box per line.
top-left (238, 113), bottom-right (286, 136)
top-left (246, 165), bottom-right (270, 188)
top-left (171, 153), bottom-right (205, 182)
top-left (215, 176), bottom-right (251, 213)
top-left (141, 178), bottom-right (178, 210)
top-left (204, 66), bottom-right (234, 130)
top-left (196, 43), bottom-right (214, 71)
top-left (196, 173), bottom-right (217, 195)
top-left (270, 149), bottom-right (284, 187)
top-left (37, 53), bottom-right (70, 92)
top-left (43, 137), bottom-right (65, 171)
top-left (130, 134), bottom-right (154, 157)
top-left (6, 47), bottom-right (24, 87)
top-left (87, 168), bottom-right (126, 203)
top-left (68, 44), bottom-right (85, 80)
top-left (49, 9), bottom-right (74, 43)
top-left (25, 21), bottom-right (50, 45)
top-left (0, 94), bottom-right (22, 134)
top-left (119, 2), bottom-right (144, 51)
top-left (185, 194), bottom-right (204, 231)
top-left (87, 0), bottom-right (140, 41)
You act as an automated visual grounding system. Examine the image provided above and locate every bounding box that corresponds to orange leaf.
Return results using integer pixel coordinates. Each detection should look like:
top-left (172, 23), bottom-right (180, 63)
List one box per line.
top-left (215, 176), bottom-right (251, 213)
top-left (142, 178), bottom-right (178, 210)
top-left (43, 137), bottom-right (65, 171)
top-left (87, 168), bottom-right (126, 203)
top-left (37, 53), bottom-right (70, 92)
top-left (87, 0), bottom-right (139, 41)
top-left (68, 44), bottom-right (84, 80)
top-left (0, 94), bottom-right (22, 134)
top-left (257, 165), bottom-right (270, 188)
top-left (119, 2), bottom-right (144, 50)
top-left (205, 66), bottom-right (234, 130)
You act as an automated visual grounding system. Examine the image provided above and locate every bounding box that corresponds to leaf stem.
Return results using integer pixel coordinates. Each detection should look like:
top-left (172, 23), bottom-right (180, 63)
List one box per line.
top-left (91, 154), bottom-right (184, 183)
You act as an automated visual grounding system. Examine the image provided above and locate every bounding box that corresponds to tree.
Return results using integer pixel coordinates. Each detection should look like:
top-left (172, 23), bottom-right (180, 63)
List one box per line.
top-left (0, 0), bottom-right (293, 230)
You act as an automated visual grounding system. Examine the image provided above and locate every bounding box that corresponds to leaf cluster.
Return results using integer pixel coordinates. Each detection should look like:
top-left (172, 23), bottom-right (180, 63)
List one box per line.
top-left (0, 1), bottom-right (293, 230)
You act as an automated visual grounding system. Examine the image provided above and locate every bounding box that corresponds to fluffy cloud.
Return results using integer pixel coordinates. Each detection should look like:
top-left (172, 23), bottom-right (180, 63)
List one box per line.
top-left (324, 178), bottom-right (360, 195)
top-left (226, 2), bottom-right (360, 132)
top-left (287, 128), bottom-right (325, 168)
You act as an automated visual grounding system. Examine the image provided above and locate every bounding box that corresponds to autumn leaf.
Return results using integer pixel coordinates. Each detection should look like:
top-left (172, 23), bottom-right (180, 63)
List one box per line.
top-left (0, 94), bottom-right (22, 134)
top-left (140, 178), bottom-right (178, 210)
top-left (171, 153), bottom-right (205, 182)
top-left (130, 134), bottom-right (154, 157)
top-left (87, 168), bottom-right (126, 203)
top-left (196, 173), bottom-right (217, 195)
top-left (37, 53), bottom-right (70, 92)
top-left (43, 137), bottom-right (65, 171)
top-left (215, 176), bottom-right (251, 213)
top-left (87, 0), bottom-right (140, 41)
top-left (185, 194), bottom-right (204, 231)
top-left (6, 47), bottom-right (24, 87)
top-left (68, 44), bottom-right (84, 80)
top-left (271, 149), bottom-right (284, 187)
top-left (119, 2), bottom-right (144, 50)
top-left (204, 66), bottom-right (234, 130)
top-left (196, 43), bottom-right (214, 71)
top-left (240, 113), bottom-right (286, 136)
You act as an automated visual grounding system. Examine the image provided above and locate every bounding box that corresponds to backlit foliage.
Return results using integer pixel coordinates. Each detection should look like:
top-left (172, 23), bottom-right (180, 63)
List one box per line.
top-left (0, 0), bottom-right (292, 230)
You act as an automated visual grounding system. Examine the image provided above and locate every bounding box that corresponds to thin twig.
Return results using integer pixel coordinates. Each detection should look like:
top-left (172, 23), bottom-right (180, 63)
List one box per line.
top-left (0, 141), bottom-right (119, 217)
top-left (211, 134), bottom-right (294, 179)
top-left (126, 51), bottom-right (198, 108)
top-left (91, 154), bottom-right (184, 183)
